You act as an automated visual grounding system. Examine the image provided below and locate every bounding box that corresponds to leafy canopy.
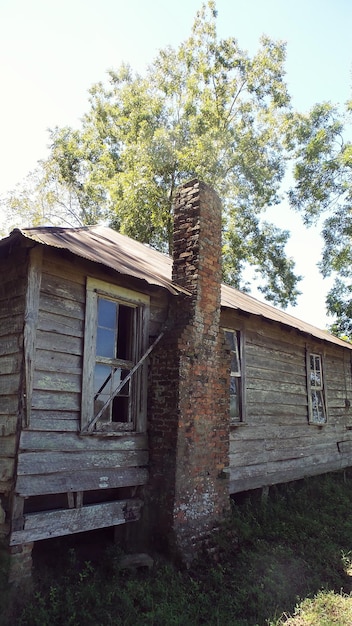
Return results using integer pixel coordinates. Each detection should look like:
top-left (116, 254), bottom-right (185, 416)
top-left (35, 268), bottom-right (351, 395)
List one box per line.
top-left (3, 1), bottom-right (302, 307)
top-left (289, 98), bottom-right (352, 336)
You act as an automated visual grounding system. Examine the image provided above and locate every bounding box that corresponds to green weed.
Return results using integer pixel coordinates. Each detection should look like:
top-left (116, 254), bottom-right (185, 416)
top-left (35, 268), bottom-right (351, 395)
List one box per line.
top-left (3, 471), bottom-right (352, 625)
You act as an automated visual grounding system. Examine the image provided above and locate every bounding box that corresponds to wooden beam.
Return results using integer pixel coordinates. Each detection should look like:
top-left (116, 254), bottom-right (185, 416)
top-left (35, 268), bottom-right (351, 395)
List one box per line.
top-left (15, 466), bottom-right (149, 497)
top-left (17, 450), bottom-right (148, 475)
top-left (20, 430), bottom-right (148, 452)
top-left (10, 498), bottom-right (143, 545)
top-left (24, 246), bottom-right (43, 427)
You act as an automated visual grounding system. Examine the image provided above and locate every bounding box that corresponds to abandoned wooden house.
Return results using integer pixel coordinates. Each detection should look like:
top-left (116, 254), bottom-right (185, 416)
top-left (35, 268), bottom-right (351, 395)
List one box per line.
top-left (1, 178), bottom-right (352, 581)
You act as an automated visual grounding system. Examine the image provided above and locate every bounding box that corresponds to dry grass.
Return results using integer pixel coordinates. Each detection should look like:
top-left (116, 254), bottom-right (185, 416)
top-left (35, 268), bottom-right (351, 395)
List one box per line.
top-left (274, 590), bottom-right (352, 625)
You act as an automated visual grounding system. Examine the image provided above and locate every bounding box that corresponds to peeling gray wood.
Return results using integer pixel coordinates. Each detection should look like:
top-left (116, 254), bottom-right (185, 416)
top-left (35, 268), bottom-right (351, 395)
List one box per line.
top-left (0, 353), bottom-right (22, 375)
top-left (31, 390), bottom-right (81, 411)
top-left (0, 416), bottom-right (18, 436)
top-left (81, 286), bottom-right (97, 430)
top-left (67, 492), bottom-right (75, 509)
top-left (24, 246), bottom-right (43, 427)
top-left (36, 349), bottom-right (81, 373)
top-left (15, 466), bottom-right (149, 496)
top-left (38, 310), bottom-right (83, 338)
top-left (39, 292), bottom-right (84, 320)
top-left (228, 317), bottom-right (352, 494)
top-left (0, 435), bottom-right (17, 456)
top-left (20, 430), bottom-right (148, 451)
top-left (0, 397), bottom-right (19, 415)
top-left (229, 457), bottom-right (347, 494)
top-left (337, 440), bottom-right (352, 454)
top-left (0, 336), bottom-right (20, 357)
top-left (36, 330), bottom-right (82, 356)
top-left (10, 498), bottom-right (143, 545)
top-left (0, 373), bottom-right (23, 395)
top-left (33, 370), bottom-right (81, 393)
top-left (41, 272), bottom-right (85, 303)
top-left (42, 253), bottom-right (86, 284)
top-left (27, 415), bottom-right (79, 432)
top-left (0, 315), bottom-right (23, 337)
top-left (17, 450), bottom-right (148, 475)
top-left (0, 458), bottom-right (15, 482)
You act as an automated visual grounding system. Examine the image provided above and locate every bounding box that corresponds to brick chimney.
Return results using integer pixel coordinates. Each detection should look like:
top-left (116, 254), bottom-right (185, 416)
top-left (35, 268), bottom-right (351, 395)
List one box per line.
top-left (148, 179), bottom-right (230, 561)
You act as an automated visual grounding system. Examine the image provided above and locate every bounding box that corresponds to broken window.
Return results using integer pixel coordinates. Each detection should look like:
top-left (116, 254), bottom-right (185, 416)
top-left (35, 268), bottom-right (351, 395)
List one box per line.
top-left (307, 352), bottom-right (327, 424)
top-left (224, 329), bottom-right (244, 424)
top-left (82, 278), bottom-right (149, 433)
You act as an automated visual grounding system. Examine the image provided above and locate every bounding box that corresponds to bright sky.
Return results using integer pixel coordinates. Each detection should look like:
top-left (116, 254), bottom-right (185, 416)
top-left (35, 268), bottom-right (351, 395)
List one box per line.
top-left (1, 0), bottom-right (351, 328)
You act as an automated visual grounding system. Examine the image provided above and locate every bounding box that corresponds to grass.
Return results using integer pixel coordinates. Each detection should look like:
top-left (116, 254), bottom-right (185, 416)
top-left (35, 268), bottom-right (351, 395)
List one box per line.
top-left (3, 470), bottom-right (352, 625)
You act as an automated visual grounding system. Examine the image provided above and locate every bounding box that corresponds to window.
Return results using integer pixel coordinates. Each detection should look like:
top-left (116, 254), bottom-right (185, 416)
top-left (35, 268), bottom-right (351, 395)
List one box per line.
top-left (224, 329), bottom-right (244, 423)
top-left (307, 352), bottom-right (327, 424)
top-left (82, 278), bottom-right (149, 433)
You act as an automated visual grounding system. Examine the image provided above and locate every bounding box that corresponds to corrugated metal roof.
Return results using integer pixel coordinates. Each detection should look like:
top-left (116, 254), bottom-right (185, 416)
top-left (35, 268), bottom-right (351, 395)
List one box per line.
top-left (2, 225), bottom-right (352, 350)
top-left (11, 225), bottom-right (188, 296)
top-left (221, 284), bottom-right (349, 347)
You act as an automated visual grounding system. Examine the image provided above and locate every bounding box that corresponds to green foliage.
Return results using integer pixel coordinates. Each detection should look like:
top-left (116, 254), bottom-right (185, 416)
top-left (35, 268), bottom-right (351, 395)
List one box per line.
top-left (5, 472), bottom-right (352, 626)
top-left (289, 98), bottom-right (352, 337)
top-left (272, 590), bottom-right (352, 625)
top-left (2, 1), bottom-right (302, 307)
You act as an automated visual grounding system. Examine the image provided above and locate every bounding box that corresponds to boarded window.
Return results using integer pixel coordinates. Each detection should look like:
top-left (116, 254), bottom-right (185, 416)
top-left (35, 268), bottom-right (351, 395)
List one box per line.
top-left (307, 352), bottom-right (327, 424)
top-left (224, 329), bottom-right (244, 424)
top-left (82, 278), bottom-right (149, 433)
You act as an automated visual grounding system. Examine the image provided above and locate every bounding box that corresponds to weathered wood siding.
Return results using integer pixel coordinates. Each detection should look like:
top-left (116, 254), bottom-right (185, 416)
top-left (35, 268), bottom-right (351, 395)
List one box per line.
top-left (13, 248), bottom-right (163, 540)
top-left (222, 310), bottom-right (352, 494)
top-left (0, 249), bottom-right (28, 497)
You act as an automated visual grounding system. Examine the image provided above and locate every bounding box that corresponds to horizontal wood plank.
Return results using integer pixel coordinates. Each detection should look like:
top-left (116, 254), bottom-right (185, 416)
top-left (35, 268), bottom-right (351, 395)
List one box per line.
top-left (31, 390), bottom-right (81, 411)
top-left (17, 450), bottom-right (148, 475)
top-left (36, 330), bottom-right (82, 356)
top-left (35, 348), bottom-right (81, 374)
top-left (0, 353), bottom-right (22, 375)
top-left (0, 336), bottom-right (21, 358)
top-left (40, 272), bottom-right (85, 303)
top-left (29, 414), bottom-right (79, 432)
top-left (20, 430), bottom-right (148, 452)
top-left (33, 371), bottom-right (81, 394)
top-left (0, 458), bottom-right (15, 482)
top-left (0, 415), bottom-right (18, 436)
top-left (0, 315), bottom-right (23, 337)
top-left (39, 291), bottom-right (84, 320)
top-left (0, 373), bottom-right (21, 395)
top-left (38, 310), bottom-right (83, 338)
top-left (0, 435), bottom-right (17, 457)
top-left (10, 498), bottom-right (143, 545)
top-left (15, 466), bottom-right (149, 496)
top-left (0, 396), bottom-right (19, 415)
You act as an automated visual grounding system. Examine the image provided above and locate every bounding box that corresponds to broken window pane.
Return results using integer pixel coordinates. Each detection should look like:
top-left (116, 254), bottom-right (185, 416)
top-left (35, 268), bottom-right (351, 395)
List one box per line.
top-left (225, 330), bottom-right (242, 423)
top-left (94, 297), bottom-right (135, 425)
top-left (308, 353), bottom-right (326, 423)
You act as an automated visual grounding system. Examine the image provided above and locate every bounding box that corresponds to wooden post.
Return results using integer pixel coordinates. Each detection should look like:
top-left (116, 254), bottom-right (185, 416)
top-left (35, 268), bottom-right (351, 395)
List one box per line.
top-left (23, 246), bottom-right (43, 427)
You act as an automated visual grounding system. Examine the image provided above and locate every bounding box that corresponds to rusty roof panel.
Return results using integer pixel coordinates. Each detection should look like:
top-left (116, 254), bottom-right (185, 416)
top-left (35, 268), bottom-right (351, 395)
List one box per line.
top-left (18, 225), bottom-right (187, 295)
top-left (3, 225), bottom-right (351, 350)
top-left (220, 284), bottom-right (349, 348)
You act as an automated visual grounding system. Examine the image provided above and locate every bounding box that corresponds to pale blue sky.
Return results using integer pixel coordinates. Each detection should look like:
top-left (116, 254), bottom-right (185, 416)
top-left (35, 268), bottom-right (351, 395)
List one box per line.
top-left (0, 0), bottom-right (351, 327)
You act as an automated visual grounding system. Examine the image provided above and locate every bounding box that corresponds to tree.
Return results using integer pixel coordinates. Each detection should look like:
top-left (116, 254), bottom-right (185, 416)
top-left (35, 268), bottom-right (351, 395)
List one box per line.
top-left (289, 99), bottom-right (352, 336)
top-left (3, 1), bottom-right (301, 307)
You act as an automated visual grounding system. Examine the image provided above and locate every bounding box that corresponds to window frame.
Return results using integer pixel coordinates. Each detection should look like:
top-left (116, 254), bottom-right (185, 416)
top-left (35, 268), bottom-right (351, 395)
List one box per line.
top-left (306, 350), bottom-right (328, 425)
top-left (81, 277), bottom-right (149, 434)
top-left (224, 328), bottom-right (246, 425)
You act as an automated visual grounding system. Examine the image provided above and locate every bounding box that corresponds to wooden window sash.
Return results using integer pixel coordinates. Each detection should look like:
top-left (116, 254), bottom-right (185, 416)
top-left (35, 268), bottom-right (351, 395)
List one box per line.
top-left (83, 330), bottom-right (164, 433)
top-left (306, 350), bottom-right (327, 424)
top-left (81, 278), bottom-right (150, 433)
top-left (224, 329), bottom-right (244, 424)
